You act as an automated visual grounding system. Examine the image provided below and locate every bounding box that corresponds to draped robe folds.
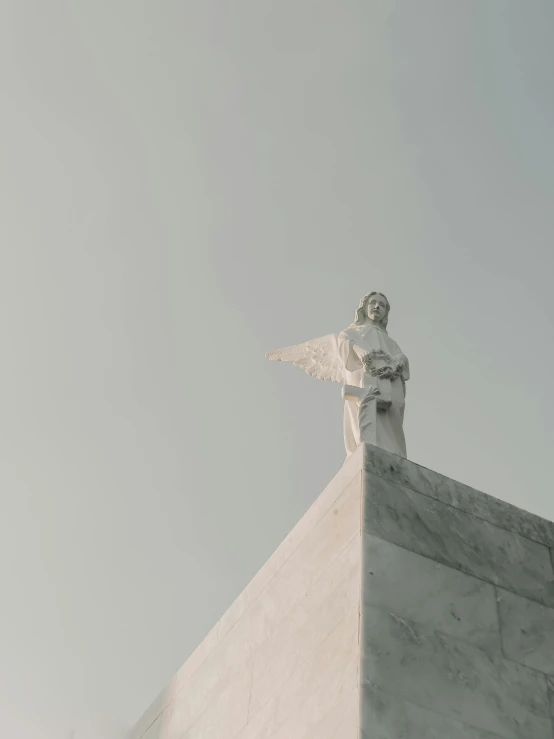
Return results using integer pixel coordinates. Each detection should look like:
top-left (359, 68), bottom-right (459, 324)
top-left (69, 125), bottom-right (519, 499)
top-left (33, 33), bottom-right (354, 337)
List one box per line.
top-left (338, 324), bottom-right (409, 458)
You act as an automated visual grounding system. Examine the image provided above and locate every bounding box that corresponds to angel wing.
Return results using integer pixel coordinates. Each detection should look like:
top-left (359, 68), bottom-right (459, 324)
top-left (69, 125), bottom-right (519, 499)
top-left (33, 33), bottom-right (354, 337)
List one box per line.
top-left (265, 334), bottom-right (345, 384)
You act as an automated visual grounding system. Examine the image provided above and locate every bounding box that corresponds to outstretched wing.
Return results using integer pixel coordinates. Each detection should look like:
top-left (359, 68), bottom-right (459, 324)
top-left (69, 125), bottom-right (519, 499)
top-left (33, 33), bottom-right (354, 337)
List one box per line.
top-left (266, 334), bottom-right (344, 383)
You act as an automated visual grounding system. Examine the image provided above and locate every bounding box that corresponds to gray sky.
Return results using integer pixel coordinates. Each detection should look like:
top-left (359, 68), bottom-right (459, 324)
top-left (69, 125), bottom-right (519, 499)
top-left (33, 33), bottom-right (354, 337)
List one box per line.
top-left (1, 1), bottom-right (554, 736)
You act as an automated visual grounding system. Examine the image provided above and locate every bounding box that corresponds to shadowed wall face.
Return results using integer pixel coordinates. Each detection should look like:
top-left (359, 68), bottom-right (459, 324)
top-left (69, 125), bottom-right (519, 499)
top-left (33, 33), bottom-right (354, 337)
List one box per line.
top-left (361, 447), bottom-right (554, 739)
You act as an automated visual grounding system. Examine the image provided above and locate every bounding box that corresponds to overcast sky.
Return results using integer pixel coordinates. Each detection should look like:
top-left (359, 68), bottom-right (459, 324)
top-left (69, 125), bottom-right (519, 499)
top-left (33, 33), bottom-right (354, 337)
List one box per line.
top-left (1, 1), bottom-right (554, 737)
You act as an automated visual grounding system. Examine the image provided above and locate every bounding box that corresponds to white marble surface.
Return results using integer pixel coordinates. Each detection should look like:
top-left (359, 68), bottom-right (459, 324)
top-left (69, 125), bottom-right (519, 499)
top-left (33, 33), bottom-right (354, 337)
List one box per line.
top-left (258, 688), bottom-right (359, 739)
top-left (304, 689), bottom-right (358, 739)
top-left (363, 534), bottom-right (501, 652)
top-left (161, 474), bottom-right (360, 738)
top-left (361, 606), bottom-right (552, 739)
top-left (130, 445), bottom-right (554, 739)
top-left (361, 686), bottom-right (508, 739)
top-left (127, 620), bottom-right (221, 739)
top-left (129, 449), bottom-right (364, 739)
top-left (248, 533), bottom-right (360, 716)
top-left (130, 452), bottom-right (362, 739)
top-left (497, 589), bottom-right (554, 675)
top-left (363, 444), bottom-right (554, 547)
top-left (363, 469), bottom-right (554, 607)
top-left (233, 607), bottom-right (358, 739)
top-left (217, 446), bottom-right (363, 643)
top-left (159, 661), bottom-right (253, 739)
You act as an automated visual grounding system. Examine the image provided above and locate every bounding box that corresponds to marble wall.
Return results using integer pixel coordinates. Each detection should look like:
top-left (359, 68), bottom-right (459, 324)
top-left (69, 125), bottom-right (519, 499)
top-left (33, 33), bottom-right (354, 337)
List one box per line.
top-left (129, 443), bottom-right (554, 739)
top-left (361, 444), bottom-right (554, 739)
top-left (128, 445), bottom-right (364, 739)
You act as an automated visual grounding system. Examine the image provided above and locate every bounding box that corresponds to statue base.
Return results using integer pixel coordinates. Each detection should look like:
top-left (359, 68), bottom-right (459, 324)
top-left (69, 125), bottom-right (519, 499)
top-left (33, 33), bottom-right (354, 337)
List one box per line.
top-left (129, 445), bottom-right (554, 739)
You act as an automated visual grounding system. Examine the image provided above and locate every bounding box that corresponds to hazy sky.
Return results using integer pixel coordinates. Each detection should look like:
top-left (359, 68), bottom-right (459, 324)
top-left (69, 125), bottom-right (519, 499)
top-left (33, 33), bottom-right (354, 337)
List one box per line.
top-left (1, 1), bottom-right (554, 737)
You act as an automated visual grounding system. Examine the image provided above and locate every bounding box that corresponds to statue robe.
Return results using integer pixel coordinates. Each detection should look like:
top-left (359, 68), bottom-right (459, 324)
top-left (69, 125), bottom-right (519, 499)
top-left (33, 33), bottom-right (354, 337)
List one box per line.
top-left (338, 323), bottom-right (409, 458)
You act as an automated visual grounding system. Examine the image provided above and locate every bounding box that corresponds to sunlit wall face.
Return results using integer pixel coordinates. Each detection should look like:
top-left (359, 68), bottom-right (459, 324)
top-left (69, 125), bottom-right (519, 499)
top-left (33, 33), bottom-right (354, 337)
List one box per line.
top-left (1, 1), bottom-right (553, 737)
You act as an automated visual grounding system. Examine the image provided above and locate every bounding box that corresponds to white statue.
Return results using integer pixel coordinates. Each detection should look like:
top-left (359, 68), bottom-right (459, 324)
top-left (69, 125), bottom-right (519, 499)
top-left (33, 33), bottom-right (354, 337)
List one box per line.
top-left (266, 292), bottom-right (410, 458)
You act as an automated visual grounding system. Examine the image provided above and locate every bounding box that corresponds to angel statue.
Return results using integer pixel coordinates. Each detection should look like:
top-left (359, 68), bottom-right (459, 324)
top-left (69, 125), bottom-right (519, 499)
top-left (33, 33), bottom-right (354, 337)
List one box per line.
top-left (266, 292), bottom-right (410, 458)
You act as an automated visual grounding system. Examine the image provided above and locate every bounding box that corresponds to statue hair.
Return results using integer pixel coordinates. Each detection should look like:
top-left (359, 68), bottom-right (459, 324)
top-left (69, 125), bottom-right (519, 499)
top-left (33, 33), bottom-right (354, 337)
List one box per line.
top-left (353, 292), bottom-right (390, 329)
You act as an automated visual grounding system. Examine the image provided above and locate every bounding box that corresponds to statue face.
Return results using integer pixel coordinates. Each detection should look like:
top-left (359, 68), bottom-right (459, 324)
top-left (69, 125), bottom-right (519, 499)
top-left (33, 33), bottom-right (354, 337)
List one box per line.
top-left (366, 294), bottom-right (388, 323)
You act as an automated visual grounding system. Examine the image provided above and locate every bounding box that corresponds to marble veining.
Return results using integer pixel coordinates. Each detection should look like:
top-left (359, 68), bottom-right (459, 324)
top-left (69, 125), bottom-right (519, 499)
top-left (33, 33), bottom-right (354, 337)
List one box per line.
top-left (233, 608), bottom-right (358, 739)
top-left (497, 589), bottom-right (554, 675)
top-left (363, 470), bottom-right (554, 608)
top-left (363, 534), bottom-right (501, 653)
top-left (248, 533), bottom-right (360, 716)
top-left (363, 444), bottom-right (554, 548)
top-left (361, 685), bottom-right (509, 739)
top-left (361, 606), bottom-right (552, 739)
top-left (256, 686), bottom-right (358, 739)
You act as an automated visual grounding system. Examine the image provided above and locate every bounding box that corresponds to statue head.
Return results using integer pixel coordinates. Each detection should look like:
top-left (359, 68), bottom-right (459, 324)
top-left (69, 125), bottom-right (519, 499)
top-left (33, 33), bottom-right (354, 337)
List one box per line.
top-left (354, 292), bottom-right (390, 329)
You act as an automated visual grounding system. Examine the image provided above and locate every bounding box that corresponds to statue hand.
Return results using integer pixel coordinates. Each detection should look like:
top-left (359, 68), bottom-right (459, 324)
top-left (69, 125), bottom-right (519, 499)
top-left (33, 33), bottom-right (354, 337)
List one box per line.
top-left (363, 385), bottom-right (390, 410)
